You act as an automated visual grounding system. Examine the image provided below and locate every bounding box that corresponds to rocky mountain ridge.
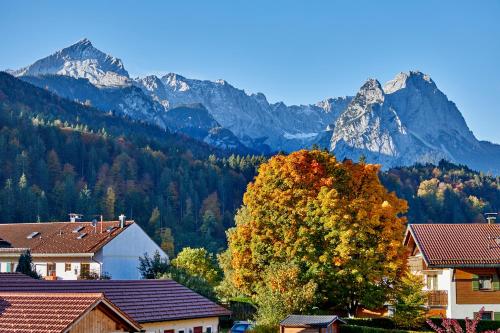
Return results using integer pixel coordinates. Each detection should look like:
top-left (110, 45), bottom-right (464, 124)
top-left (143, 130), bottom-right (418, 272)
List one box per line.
top-left (7, 39), bottom-right (499, 173)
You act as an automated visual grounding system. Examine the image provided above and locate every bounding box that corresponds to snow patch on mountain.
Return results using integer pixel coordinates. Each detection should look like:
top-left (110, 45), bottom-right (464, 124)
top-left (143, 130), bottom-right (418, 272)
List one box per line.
top-left (11, 39), bottom-right (130, 87)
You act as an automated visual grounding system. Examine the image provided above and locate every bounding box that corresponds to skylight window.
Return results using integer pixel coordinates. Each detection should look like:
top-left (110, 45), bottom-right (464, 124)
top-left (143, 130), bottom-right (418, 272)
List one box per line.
top-left (72, 226), bottom-right (84, 233)
top-left (77, 233), bottom-right (87, 240)
top-left (26, 231), bottom-right (40, 239)
top-left (106, 226), bottom-right (115, 233)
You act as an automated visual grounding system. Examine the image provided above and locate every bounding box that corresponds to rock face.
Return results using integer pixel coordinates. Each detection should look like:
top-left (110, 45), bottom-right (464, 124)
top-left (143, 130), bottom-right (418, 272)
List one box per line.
top-left (8, 39), bottom-right (500, 173)
top-left (136, 73), bottom-right (351, 151)
top-left (331, 72), bottom-right (499, 172)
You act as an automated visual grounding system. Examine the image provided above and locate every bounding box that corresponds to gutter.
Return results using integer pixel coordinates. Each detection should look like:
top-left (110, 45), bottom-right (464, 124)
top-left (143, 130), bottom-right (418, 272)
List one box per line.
top-left (429, 263), bottom-right (500, 269)
top-left (31, 253), bottom-right (95, 258)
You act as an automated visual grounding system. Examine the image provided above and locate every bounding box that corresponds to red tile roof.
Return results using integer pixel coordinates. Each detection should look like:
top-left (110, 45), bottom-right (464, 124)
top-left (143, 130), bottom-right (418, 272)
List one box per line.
top-left (0, 279), bottom-right (231, 323)
top-left (405, 223), bottom-right (500, 267)
top-left (0, 221), bottom-right (133, 254)
top-left (0, 292), bottom-right (141, 333)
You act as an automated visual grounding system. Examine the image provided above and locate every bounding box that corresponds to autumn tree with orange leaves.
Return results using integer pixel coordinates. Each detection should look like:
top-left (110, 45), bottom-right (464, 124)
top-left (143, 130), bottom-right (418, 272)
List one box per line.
top-left (220, 149), bottom-right (408, 316)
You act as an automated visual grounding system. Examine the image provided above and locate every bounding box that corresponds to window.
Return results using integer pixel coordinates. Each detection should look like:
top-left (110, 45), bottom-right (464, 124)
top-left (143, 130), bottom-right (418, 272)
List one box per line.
top-left (178, 330), bottom-right (185, 333)
top-left (194, 327), bottom-right (202, 333)
top-left (65, 263), bottom-right (71, 272)
top-left (164, 330), bottom-right (174, 333)
top-left (479, 275), bottom-right (493, 290)
top-left (47, 262), bottom-right (56, 277)
top-left (206, 327), bottom-right (212, 333)
top-left (474, 311), bottom-right (493, 320)
top-left (426, 275), bottom-right (438, 290)
top-left (5, 262), bottom-right (12, 273)
top-left (80, 263), bottom-right (90, 278)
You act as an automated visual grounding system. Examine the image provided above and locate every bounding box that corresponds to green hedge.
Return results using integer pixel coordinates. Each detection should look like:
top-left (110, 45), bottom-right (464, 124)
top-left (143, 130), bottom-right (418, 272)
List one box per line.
top-left (344, 318), bottom-right (396, 329)
top-left (343, 325), bottom-right (431, 333)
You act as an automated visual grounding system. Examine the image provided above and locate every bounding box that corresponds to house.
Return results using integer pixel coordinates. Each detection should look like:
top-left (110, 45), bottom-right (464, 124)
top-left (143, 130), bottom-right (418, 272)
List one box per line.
top-left (280, 315), bottom-right (345, 333)
top-left (404, 223), bottom-right (500, 319)
top-left (0, 217), bottom-right (167, 280)
top-left (0, 275), bottom-right (231, 333)
top-left (0, 292), bottom-right (141, 333)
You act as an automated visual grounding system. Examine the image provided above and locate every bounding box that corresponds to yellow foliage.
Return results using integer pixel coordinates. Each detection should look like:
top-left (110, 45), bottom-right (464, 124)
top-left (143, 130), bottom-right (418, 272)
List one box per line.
top-left (222, 149), bottom-right (408, 312)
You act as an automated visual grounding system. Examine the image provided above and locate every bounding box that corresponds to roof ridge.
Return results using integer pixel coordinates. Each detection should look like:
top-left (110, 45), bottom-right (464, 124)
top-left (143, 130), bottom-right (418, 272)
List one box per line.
top-left (0, 292), bottom-right (104, 297)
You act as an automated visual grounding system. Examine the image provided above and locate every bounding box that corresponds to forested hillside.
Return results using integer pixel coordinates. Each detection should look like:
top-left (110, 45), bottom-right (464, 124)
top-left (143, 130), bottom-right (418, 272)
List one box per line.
top-left (0, 72), bottom-right (264, 253)
top-left (381, 161), bottom-right (499, 223)
top-left (0, 72), bottom-right (498, 256)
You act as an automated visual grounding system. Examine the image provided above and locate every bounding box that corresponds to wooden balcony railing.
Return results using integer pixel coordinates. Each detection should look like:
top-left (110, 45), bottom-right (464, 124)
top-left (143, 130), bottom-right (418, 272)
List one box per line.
top-left (427, 290), bottom-right (448, 307)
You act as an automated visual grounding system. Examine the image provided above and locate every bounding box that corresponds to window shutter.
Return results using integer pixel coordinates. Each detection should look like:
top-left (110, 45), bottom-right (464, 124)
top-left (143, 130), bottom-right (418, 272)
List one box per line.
top-left (494, 312), bottom-right (500, 321)
top-left (472, 274), bottom-right (479, 291)
top-left (493, 273), bottom-right (500, 291)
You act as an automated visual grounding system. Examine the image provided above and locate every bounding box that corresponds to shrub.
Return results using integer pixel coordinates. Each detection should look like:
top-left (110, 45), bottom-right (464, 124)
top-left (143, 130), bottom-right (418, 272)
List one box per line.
top-left (343, 325), bottom-right (431, 333)
top-left (344, 318), bottom-right (396, 329)
top-left (248, 325), bottom-right (278, 333)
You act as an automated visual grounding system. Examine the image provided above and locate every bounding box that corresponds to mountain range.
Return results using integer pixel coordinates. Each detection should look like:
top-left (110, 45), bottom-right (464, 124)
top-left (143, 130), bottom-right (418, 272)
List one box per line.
top-left (6, 38), bottom-right (500, 173)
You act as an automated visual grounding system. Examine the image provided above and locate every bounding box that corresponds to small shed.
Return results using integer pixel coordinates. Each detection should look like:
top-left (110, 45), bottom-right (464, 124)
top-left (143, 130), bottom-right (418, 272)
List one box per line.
top-left (280, 315), bottom-right (345, 333)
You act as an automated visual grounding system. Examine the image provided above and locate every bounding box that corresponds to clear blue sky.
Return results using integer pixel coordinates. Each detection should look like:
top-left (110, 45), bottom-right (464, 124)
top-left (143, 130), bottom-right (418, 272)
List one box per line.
top-left (1, 0), bottom-right (499, 142)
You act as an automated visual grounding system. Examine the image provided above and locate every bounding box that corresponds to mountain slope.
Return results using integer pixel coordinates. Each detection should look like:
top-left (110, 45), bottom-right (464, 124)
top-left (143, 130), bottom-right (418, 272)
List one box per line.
top-left (7, 39), bottom-right (499, 173)
top-left (0, 72), bottom-right (264, 252)
top-left (137, 72), bottom-right (352, 151)
top-left (330, 72), bottom-right (500, 173)
top-left (9, 39), bottom-right (130, 87)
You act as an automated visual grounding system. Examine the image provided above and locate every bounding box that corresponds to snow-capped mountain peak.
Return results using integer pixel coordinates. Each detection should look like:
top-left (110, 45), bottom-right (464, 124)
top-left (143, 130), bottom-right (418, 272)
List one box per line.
top-left (11, 38), bottom-right (129, 87)
top-left (383, 70), bottom-right (436, 94)
top-left (8, 39), bottom-right (498, 172)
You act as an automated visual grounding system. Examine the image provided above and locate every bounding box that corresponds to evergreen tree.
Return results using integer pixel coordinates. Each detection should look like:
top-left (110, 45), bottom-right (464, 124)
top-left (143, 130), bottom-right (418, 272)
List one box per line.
top-left (15, 250), bottom-right (40, 279)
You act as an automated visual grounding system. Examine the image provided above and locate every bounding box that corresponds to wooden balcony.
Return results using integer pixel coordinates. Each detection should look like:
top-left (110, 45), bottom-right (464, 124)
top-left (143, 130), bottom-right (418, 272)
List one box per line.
top-left (427, 290), bottom-right (448, 307)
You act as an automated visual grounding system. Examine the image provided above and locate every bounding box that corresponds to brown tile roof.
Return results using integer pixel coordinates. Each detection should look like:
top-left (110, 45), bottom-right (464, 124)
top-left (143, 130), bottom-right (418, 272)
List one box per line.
top-left (0, 292), bottom-right (141, 333)
top-left (406, 223), bottom-right (500, 267)
top-left (0, 221), bottom-right (133, 254)
top-left (0, 279), bottom-right (231, 323)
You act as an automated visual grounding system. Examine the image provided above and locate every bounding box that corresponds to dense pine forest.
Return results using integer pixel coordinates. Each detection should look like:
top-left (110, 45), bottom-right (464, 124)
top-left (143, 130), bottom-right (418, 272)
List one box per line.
top-left (0, 72), bottom-right (498, 254)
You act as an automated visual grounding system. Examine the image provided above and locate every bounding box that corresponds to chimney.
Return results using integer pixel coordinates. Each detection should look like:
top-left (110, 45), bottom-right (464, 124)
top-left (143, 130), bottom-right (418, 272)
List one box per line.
top-left (119, 214), bottom-right (126, 228)
top-left (485, 212), bottom-right (497, 224)
top-left (69, 213), bottom-right (82, 223)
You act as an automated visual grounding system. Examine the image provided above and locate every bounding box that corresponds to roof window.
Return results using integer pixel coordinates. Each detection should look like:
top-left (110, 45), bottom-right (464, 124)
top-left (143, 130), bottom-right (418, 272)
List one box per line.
top-left (72, 226), bottom-right (84, 233)
top-left (76, 233), bottom-right (87, 240)
top-left (26, 231), bottom-right (40, 239)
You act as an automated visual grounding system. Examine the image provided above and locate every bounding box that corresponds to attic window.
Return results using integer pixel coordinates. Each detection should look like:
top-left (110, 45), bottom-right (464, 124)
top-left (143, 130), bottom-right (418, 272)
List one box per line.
top-left (27, 232), bottom-right (40, 239)
top-left (77, 233), bottom-right (87, 240)
top-left (72, 226), bottom-right (84, 233)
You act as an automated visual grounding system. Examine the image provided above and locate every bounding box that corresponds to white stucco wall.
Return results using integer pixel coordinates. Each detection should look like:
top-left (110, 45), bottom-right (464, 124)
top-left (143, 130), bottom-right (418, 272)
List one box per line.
top-left (34, 259), bottom-right (100, 280)
top-left (0, 260), bottom-right (18, 272)
top-left (141, 317), bottom-right (219, 333)
top-left (100, 223), bottom-right (167, 280)
top-left (0, 256), bottom-right (99, 280)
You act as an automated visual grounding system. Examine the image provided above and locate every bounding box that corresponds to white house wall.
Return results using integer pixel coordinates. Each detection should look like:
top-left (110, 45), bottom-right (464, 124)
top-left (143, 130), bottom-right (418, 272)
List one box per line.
top-left (100, 223), bottom-right (167, 280)
top-left (141, 316), bottom-right (219, 333)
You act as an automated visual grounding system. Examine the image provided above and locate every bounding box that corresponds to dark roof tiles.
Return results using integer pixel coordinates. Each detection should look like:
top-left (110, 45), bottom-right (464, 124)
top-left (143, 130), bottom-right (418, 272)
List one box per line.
top-left (0, 278), bottom-right (231, 323)
top-left (280, 315), bottom-right (345, 327)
